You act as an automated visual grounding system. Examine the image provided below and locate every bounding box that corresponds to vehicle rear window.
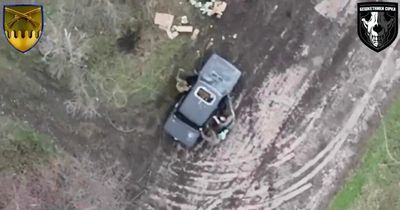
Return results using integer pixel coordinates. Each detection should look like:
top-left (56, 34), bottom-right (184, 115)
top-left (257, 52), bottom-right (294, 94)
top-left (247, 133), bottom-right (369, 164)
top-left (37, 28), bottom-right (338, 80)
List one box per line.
top-left (195, 87), bottom-right (215, 104)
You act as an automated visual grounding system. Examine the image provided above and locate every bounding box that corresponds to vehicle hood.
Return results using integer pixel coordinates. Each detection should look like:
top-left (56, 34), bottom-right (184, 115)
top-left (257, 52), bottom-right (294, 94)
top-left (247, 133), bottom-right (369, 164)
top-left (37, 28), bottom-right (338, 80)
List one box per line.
top-left (164, 113), bottom-right (200, 148)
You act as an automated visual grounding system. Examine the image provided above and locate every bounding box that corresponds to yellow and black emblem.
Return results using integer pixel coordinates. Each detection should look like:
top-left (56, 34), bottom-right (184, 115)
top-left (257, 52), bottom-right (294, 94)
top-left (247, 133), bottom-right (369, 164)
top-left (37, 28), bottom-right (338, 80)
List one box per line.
top-left (3, 4), bottom-right (43, 53)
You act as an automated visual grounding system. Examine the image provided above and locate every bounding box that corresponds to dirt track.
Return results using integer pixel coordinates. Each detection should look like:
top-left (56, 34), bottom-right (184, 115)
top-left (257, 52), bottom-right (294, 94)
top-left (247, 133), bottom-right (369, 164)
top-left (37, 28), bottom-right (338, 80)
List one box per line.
top-left (135, 0), bottom-right (400, 209)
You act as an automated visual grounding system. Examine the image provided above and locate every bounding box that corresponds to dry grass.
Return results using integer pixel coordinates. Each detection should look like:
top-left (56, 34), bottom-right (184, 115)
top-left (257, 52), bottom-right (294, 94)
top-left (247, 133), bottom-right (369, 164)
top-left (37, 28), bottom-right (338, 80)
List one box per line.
top-left (57, 156), bottom-right (132, 210)
top-left (0, 117), bottom-right (133, 210)
top-left (40, 0), bottom-right (132, 119)
top-left (0, 157), bottom-right (133, 210)
top-left (39, 0), bottom-right (196, 118)
top-left (0, 117), bottom-right (56, 173)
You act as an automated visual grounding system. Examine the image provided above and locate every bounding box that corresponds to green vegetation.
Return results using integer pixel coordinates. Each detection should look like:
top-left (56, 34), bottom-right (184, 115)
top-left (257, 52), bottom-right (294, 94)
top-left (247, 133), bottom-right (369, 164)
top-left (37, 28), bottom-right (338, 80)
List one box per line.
top-left (88, 35), bottom-right (190, 108)
top-left (0, 117), bottom-right (56, 173)
top-left (329, 97), bottom-right (400, 210)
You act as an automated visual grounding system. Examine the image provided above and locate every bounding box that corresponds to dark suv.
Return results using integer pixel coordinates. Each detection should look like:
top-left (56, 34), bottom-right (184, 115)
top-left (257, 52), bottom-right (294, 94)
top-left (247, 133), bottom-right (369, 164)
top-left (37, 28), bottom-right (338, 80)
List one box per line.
top-left (164, 54), bottom-right (241, 147)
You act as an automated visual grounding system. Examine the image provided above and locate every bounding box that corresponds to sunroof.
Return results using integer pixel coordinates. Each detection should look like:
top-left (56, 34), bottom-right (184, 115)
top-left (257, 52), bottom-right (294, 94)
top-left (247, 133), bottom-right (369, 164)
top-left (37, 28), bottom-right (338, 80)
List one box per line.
top-left (195, 86), bottom-right (215, 104)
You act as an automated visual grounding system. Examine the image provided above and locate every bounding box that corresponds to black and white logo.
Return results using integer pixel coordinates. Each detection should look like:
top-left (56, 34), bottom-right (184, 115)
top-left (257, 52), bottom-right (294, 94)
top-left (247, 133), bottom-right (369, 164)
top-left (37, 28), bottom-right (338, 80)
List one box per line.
top-left (358, 2), bottom-right (398, 52)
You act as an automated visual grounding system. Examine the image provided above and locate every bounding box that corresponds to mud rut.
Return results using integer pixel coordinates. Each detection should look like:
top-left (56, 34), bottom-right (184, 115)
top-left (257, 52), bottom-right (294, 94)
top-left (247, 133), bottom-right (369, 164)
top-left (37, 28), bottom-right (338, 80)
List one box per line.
top-left (136, 0), bottom-right (400, 209)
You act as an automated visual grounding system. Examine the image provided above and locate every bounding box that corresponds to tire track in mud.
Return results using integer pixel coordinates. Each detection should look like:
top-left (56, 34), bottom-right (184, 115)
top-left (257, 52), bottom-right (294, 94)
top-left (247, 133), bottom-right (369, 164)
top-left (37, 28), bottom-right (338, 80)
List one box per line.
top-left (141, 47), bottom-right (398, 209)
top-left (139, 66), bottom-right (322, 208)
top-left (141, 47), bottom-right (400, 210)
top-left (137, 0), bottom-right (400, 209)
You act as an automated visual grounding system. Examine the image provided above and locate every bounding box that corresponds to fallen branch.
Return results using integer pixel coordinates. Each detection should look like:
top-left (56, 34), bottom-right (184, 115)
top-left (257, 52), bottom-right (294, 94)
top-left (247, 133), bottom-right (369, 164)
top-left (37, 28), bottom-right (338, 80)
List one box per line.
top-left (132, 189), bottom-right (146, 201)
top-left (105, 114), bottom-right (136, 133)
top-left (13, 184), bottom-right (20, 210)
top-left (375, 101), bottom-right (400, 164)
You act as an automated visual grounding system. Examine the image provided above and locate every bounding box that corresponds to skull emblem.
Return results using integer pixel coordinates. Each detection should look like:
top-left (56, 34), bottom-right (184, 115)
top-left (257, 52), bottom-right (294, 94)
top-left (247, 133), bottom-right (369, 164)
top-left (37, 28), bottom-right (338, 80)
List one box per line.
top-left (362, 12), bottom-right (394, 47)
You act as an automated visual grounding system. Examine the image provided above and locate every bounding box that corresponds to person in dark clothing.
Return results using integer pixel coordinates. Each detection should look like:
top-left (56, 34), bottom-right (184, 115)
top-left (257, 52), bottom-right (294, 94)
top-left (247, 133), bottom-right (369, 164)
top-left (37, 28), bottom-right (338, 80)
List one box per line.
top-left (186, 74), bottom-right (198, 86)
top-left (212, 96), bottom-right (235, 140)
top-left (175, 69), bottom-right (198, 93)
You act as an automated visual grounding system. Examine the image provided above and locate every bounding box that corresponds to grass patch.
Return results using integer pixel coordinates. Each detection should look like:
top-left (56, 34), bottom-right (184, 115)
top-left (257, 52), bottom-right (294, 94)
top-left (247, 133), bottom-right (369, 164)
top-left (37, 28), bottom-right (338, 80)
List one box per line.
top-left (34, 0), bottom-right (199, 117)
top-left (0, 0), bottom-right (201, 118)
top-left (0, 117), bottom-right (131, 209)
top-left (88, 36), bottom-right (190, 108)
top-left (0, 117), bottom-right (56, 173)
top-left (328, 97), bottom-right (400, 210)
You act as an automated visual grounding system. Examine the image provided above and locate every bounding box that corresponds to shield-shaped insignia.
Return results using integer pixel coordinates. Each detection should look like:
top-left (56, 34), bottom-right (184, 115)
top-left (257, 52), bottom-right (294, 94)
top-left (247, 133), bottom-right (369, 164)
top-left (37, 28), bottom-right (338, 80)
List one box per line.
top-left (3, 4), bottom-right (43, 53)
top-left (358, 2), bottom-right (398, 52)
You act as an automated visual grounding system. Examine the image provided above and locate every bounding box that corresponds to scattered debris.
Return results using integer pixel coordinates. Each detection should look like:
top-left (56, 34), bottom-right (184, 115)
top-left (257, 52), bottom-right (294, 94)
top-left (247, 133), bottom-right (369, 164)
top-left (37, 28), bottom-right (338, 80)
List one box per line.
top-left (155, 13), bottom-right (196, 39)
top-left (154, 13), bottom-right (174, 32)
top-left (167, 30), bottom-right (179, 40)
top-left (213, 1), bottom-right (227, 18)
top-left (181, 16), bottom-right (189, 24)
top-left (232, 33), bottom-right (238, 39)
top-left (200, 1), bottom-right (215, 16)
top-left (173, 25), bottom-right (194, 33)
top-left (206, 38), bottom-right (214, 49)
top-left (191, 28), bottom-right (200, 40)
top-left (189, 0), bottom-right (228, 18)
top-left (222, 35), bottom-right (225, 40)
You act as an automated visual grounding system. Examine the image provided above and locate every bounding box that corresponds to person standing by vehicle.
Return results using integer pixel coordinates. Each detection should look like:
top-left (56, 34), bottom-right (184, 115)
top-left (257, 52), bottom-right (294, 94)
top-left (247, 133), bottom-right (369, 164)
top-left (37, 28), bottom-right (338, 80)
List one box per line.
top-left (213, 96), bottom-right (235, 141)
top-left (212, 115), bottom-right (233, 141)
top-left (199, 127), bottom-right (219, 145)
top-left (175, 69), bottom-right (198, 93)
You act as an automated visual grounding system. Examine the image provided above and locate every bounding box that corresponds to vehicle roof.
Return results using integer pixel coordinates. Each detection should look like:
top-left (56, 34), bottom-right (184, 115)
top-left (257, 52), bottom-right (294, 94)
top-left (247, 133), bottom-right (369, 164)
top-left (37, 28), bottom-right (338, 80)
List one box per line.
top-left (178, 54), bottom-right (241, 126)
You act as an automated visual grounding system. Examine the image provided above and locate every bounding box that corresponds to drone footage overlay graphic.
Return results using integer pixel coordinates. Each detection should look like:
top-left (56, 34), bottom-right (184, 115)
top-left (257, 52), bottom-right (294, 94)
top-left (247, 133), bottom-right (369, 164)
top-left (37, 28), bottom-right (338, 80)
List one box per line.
top-left (3, 4), bottom-right (43, 53)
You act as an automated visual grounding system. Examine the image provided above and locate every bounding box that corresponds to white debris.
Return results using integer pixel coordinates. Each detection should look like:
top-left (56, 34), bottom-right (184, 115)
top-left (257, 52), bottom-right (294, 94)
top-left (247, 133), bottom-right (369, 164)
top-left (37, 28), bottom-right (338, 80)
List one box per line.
top-left (181, 16), bottom-right (189, 24)
top-left (154, 12), bottom-right (182, 39)
top-left (167, 30), bottom-right (179, 39)
top-left (314, 0), bottom-right (349, 19)
top-left (200, 1), bottom-right (215, 16)
top-left (173, 25), bottom-right (194, 33)
top-left (232, 33), bottom-right (238, 39)
top-left (213, 1), bottom-right (227, 18)
top-left (222, 35), bottom-right (225, 40)
top-left (154, 13), bottom-right (174, 31)
top-left (154, 11), bottom-right (200, 40)
top-left (206, 42), bottom-right (214, 49)
top-left (206, 38), bottom-right (214, 49)
top-left (300, 44), bottom-right (310, 57)
top-left (191, 28), bottom-right (200, 40)
top-left (189, 0), bottom-right (228, 18)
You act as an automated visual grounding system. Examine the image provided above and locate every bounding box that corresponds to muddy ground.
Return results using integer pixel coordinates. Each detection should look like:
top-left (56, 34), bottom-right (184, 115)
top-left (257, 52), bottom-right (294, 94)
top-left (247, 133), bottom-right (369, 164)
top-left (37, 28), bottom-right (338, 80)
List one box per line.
top-left (1, 0), bottom-right (400, 209)
top-left (135, 0), bottom-right (400, 209)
